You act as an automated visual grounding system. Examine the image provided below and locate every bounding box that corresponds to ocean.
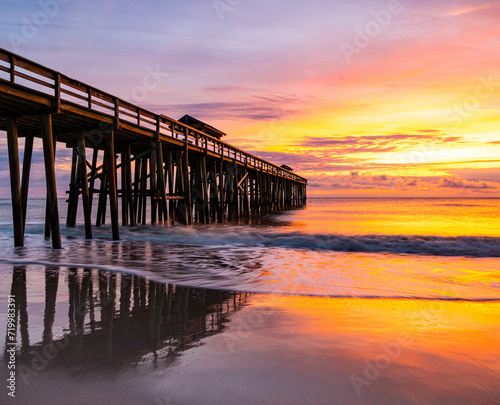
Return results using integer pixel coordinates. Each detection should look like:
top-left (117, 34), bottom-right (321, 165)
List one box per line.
top-left (0, 197), bottom-right (499, 404)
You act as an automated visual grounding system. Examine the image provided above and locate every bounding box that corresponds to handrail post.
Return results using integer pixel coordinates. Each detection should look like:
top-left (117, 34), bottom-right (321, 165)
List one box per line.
top-left (114, 99), bottom-right (120, 129)
top-left (10, 55), bottom-right (15, 83)
top-left (54, 73), bottom-right (61, 113)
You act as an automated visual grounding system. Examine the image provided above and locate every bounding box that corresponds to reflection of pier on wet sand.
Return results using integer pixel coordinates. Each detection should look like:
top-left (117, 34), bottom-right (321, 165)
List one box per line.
top-left (5, 265), bottom-right (248, 371)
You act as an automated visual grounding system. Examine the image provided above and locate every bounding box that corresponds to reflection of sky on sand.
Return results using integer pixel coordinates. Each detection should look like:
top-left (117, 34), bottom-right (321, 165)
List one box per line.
top-left (0, 264), bottom-right (498, 404)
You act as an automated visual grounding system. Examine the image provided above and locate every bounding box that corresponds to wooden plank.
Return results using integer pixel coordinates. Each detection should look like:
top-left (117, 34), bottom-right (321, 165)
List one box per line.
top-left (0, 81), bottom-right (53, 106)
top-left (6, 117), bottom-right (24, 246)
top-left (14, 70), bottom-right (55, 89)
top-left (60, 87), bottom-right (88, 102)
top-left (15, 58), bottom-right (57, 80)
top-left (89, 88), bottom-right (114, 103)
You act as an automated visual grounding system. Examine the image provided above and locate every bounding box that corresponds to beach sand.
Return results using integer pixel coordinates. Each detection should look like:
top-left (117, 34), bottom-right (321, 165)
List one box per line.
top-left (1, 264), bottom-right (499, 405)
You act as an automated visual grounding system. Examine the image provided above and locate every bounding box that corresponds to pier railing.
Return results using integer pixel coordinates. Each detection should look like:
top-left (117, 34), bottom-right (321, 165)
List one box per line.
top-left (0, 47), bottom-right (306, 184)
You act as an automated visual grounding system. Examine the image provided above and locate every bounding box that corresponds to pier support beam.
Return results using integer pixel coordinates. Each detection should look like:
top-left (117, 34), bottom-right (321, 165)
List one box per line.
top-left (150, 144), bottom-right (157, 225)
top-left (183, 142), bottom-right (192, 225)
top-left (166, 150), bottom-right (175, 224)
top-left (21, 135), bottom-right (34, 232)
top-left (105, 130), bottom-right (119, 240)
top-left (44, 133), bottom-right (57, 238)
top-left (41, 114), bottom-right (61, 249)
top-left (66, 147), bottom-right (78, 227)
top-left (96, 153), bottom-right (108, 227)
top-left (219, 158), bottom-right (225, 222)
top-left (121, 147), bottom-right (130, 226)
top-left (6, 117), bottom-right (24, 247)
top-left (156, 142), bottom-right (168, 221)
top-left (77, 132), bottom-right (92, 239)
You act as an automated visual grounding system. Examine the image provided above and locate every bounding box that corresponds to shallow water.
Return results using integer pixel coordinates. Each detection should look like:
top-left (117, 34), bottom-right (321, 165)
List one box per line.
top-left (0, 197), bottom-right (499, 404)
top-left (0, 198), bottom-right (498, 299)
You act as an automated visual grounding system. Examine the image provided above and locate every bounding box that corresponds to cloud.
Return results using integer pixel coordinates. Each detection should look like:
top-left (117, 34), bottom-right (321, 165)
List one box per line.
top-left (303, 171), bottom-right (500, 194)
top-left (297, 133), bottom-right (465, 154)
top-left (438, 177), bottom-right (498, 190)
top-left (146, 91), bottom-right (313, 122)
top-left (307, 173), bottom-right (430, 191)
top-left (447, 3), bottom-right (500, 16)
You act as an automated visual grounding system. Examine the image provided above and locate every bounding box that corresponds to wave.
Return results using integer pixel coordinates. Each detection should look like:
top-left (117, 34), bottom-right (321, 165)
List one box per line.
top-left (2, 222), bottom-right (500, 257)
top-left (112, 227), bottom-right (500, 258)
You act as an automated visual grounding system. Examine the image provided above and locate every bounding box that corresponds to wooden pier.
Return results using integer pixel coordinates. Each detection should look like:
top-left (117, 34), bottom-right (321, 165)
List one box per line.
top-left (0, 48), bottom-right (307, 248)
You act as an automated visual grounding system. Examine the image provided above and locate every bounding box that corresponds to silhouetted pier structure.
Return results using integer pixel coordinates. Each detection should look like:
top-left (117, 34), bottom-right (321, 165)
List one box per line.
top-left (0, 48), bottom-right (307, 248)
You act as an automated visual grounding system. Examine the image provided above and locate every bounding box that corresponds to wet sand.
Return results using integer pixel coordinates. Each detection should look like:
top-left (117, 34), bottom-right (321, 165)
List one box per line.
top-left (1, 265), bottom-right (499, 404)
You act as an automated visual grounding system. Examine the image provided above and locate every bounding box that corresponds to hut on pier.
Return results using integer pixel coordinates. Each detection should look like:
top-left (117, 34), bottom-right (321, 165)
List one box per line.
top-left (178, 114), bottom-right (226, 140)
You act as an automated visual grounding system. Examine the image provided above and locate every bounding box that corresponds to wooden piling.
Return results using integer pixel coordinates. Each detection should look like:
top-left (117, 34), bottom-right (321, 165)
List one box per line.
top-left (89, 148), bottom-right (98, 210)
top-left (105, 130), bottom-right (119, 240)
top-left (44, 134), bottom-right (57, 238)
top-left (6, 117), bottom-right (24, 247)
top-left (200, 156), bottom-right (209, 224)
top-left (182, 144), bottom-right (192, 225)
top-left (156, 142), bottom-right (169, 221)
top-left (41, 114), bottom-right (61, 249)
top-left (175, 153), bottom-right (185, 224)
top-left (140, 157), bottom-right (147, 225)
top-left (66, 147), bottom-right (78, 227)
top-left (133, 154), bottom-right (141, 224)
top-left (150, 144), bottom-right (157, 225)
top-left (21, 135), bottom-right (33, 231)
top-left (219, 158), bottom-right (225, 222)
top-left (77, 132), bottom-right (92, 239)
top-left (96, 153), bottom-right (108, 227)
top-left (210, 161), bottom-right (219, 222)
top-left (121, 148), bottom-right (129, 226)
top-left (126, 146), bottom-right (136, 226)
top-left (166, 150), bottom-right (175, 224)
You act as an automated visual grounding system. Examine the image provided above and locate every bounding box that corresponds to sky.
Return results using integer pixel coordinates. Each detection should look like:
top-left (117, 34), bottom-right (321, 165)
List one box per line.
top-left (0, 0), bottom-right (499, 197)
